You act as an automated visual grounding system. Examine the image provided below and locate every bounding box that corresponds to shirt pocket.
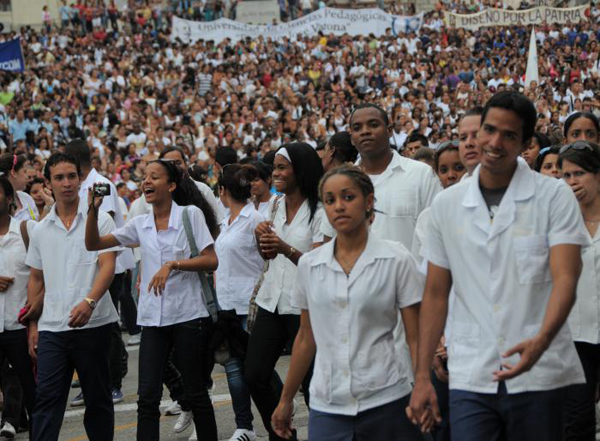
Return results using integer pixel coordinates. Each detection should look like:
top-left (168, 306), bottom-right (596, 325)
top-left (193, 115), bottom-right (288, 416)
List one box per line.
top-left (74, 246), bottom-right (98, 266)
top-left (448, 322), bottom-right (480, 383)
top-left (353, 339), bottom-right (400, 391)
top-left (386, 189), bottom-right (417, 218)
top-left (513, 235), bottom-right (551, 284)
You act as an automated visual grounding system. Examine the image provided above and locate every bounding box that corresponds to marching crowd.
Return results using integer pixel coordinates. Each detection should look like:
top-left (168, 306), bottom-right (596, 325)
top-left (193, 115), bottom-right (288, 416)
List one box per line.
top-left (0, 0), bottom-right (599, 440)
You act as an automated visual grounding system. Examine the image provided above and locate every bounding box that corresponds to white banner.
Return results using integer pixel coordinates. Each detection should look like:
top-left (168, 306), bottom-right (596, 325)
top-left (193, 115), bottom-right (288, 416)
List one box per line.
top-left (236, 0), bottom-right (280, 24)
top-left (445, 4), bottom-right (590, 29)
top-left (171, 8), bottom-right (425, 44)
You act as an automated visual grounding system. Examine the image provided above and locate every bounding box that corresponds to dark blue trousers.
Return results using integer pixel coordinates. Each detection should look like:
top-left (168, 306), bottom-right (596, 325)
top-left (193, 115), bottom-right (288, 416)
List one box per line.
top-left (32, 323), bottom-right (114, 441)
top-left (449, 382), bottom-right (564, 441)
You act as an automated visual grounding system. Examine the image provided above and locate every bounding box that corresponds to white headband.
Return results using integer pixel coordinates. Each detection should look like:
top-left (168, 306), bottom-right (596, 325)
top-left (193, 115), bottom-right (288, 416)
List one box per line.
top-left (275, 148), bottom-right (292, 164)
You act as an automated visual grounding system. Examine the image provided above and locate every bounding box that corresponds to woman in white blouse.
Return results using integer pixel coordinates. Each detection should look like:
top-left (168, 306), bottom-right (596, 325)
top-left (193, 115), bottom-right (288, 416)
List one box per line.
top-left (271, 165), bottom-right (423, 441)
top-left (85, 159), bottom-right (220, 441)
top-left (560, 141), bottom-right (600, 440)
top-left (216, 163), bottom-right (274, 441)
top-left (246, 143), bottom-right (325, 441)
top-left (0, 153), bottom-right (41, 221)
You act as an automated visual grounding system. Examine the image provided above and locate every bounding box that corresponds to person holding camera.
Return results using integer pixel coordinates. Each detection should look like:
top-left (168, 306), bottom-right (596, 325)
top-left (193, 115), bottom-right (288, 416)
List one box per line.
top-left (85, 159), bottom-right (220, 441)
top-left (25, 152), bottom-right (120, 441)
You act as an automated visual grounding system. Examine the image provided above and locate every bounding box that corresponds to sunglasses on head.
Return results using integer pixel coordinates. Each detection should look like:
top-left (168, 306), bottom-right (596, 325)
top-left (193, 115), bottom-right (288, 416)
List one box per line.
top-left (559, 140), bottom-right (599, 155)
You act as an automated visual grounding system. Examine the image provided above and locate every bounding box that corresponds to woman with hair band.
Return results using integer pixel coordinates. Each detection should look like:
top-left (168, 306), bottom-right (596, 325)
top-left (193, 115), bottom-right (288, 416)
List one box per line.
top-left (245, 142), bottom-right (325, 441)
top-left (0, 154), bottom-right (46, 221)
top-left (271, 165), bottom-right (423, 441)
top-left (85, 159), bottom-right (219, 441)
top-left (559, 141), bottom-right (600, 440)
top-left (534, 146), bottom-right (562, 179)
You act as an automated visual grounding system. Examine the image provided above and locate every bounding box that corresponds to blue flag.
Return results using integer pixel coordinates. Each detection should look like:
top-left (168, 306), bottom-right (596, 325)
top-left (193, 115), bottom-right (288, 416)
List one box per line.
top-left (0, 38), bottom-right (24, 72)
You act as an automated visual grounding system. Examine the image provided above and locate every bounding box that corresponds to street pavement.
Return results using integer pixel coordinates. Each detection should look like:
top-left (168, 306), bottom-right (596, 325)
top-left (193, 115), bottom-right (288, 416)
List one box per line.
top-left (11, 334), bottom-right (309, 440)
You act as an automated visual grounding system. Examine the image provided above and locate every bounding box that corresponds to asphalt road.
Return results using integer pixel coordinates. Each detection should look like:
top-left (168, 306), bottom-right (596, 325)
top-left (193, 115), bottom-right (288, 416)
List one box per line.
top-left (11, 334), bottom-right (309, 441)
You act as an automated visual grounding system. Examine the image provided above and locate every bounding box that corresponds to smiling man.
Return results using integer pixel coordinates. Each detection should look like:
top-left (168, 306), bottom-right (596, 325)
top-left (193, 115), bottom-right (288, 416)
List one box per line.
top-left (408, 91), bottom-right (588, 440)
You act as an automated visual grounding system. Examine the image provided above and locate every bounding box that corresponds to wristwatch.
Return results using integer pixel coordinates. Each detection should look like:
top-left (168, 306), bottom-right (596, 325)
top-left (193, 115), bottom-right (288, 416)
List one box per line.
top-left (84, 297), bottom-right (97, 310)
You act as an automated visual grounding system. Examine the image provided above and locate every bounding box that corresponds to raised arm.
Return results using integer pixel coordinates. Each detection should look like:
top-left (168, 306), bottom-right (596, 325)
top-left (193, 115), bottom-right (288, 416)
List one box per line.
top-left (85, 188), bottom-right (121, 251)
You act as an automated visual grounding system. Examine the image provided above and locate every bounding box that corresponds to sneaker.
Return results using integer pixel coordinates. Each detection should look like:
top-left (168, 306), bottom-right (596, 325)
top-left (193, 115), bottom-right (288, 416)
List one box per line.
top-left (112, 389), bottom-right (124, 404)
top-left (189, 428), bottom-right (197, 440)
top-left (127, 334), bottom-right (141, 346)
top-left (173, 410), bottom-right (193, 433)
top-left (164, 401), bottom-right (182, 416)
top-left (70, 392), bottom-right (85, 407)
top-left (0, 422), bottom-right (16, 438)
top-left (229, 428), bottom-right (257, 441)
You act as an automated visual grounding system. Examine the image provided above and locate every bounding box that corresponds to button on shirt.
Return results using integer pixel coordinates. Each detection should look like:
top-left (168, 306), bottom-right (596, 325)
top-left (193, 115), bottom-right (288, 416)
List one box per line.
top-left (215, 203), bottom-right (265, 314)
top-left (112, 202), bottom-right (213, 327)
top-left (25, 203), bottom-right (120, 333)
top-left (292, 235), bottom-right (424, 415)
top-left (256, 197), bottom-right (325, 315)
top-left (0, 218), bottom-right (34, 331)
top-left (568, 226), bottom-right (600, 344)
top-left (79, 168), bottom-right (135, 274)
top-left (424, 159), bottom-right (588, 393)
top-left (359, 150), bottom-right (441, 250)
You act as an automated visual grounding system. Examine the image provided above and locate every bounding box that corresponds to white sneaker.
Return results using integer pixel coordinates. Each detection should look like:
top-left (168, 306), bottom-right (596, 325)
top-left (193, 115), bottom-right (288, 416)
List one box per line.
top-left (173, 410), bottom-right (193, 433)
top-left (127, 334), bottom-right (141, 346)
top-left (189, 427), bottom-right (197, 440)
top-left (229, 428), bottom-right (257, 441)
top-left (0, 422), bottom-right (16, 438)
top-left (164, 400), bottom-right (182, 415)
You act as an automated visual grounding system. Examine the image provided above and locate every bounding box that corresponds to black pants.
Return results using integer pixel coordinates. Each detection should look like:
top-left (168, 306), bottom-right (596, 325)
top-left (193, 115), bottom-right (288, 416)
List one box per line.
top-left (119, 271), bottom-right (141, 336)
top-left (109, 273), bottom-right (127, 390)
top-left (564, 341), bottom-right (600, 441)
top-left (0, 330), bottom-right (36, 433)
top-left (245, 307), bottom-right (312, 441)
top-left (32, 324), bottom-right (113, 441)
top-left (137, 318), bottom-right (217, 441)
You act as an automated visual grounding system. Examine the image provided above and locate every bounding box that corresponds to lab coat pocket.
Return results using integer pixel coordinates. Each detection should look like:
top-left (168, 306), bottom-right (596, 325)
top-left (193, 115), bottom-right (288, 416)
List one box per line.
top-left (74, 247), bottom-right (98, 266)
top-left (524, 324), bottom-right (565, 384)
top-left (513, 236), bottom-right (551, 284)
top-left (448, 322), bottom-right (480, 383)
top-left (388, 190), bottom-right (417, 218)
top-left (310, 356), bottom-right (332, 404)
top-left (354, 339), bottom-right (400, 391)
top-left (41, 294), bottom-right (63, 324)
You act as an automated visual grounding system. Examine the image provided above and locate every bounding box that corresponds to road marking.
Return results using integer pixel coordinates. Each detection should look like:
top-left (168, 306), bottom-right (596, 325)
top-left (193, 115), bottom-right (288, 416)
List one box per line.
top-left (64, 394), bottom-right (233, 419)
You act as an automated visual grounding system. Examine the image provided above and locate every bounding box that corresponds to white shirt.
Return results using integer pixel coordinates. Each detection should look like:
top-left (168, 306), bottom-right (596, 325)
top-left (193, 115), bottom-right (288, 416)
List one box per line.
top-left (113, 202), bottom-right (213, 327)
top-left (79, 168), bottom-right (135, 273)
top-left (257, 194), bottom-right (277, 219)
top-left (424, 159), bottom-right (588, 393)
top-left (14, 191), bottom-right (39, 221)
top-left (26, 203), bottom-right (120, 333)
top-left (568, 226), bottom-right (600, 344)
top-left (0, 218), bottom-right (35, 331)
top-left (359, 150), bottom-right (441, 250)
top-left (256, 197), bottom-right (325, 315)
top-left (215, 203), bottom-right (264, 314)
top-left (293, 235), bottom-right (423, 415)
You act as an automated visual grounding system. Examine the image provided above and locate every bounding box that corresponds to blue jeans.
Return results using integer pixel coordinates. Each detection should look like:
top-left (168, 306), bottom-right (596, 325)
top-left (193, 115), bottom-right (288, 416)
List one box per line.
top-left (449, 382), bottom-right (564, 441)
top-left (308, 395), bottom-right (423, 441)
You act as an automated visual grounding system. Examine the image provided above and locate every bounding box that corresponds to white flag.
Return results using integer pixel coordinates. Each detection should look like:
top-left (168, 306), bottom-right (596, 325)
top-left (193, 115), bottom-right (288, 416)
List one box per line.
top-left (525, 28), bottom-right (539, 87)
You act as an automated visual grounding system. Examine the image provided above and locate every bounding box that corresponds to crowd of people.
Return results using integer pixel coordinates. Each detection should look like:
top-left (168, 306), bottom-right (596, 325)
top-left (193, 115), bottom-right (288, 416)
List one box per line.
top-left (0, 0), bottom-right (598, 440)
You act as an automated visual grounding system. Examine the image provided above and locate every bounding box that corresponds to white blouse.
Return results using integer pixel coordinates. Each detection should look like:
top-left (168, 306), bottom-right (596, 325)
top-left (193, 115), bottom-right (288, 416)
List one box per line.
top-left (215, 203), bottom-right (265, 315)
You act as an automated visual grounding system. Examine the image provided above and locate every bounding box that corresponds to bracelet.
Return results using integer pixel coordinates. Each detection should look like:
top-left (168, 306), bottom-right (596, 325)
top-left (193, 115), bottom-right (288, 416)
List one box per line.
top-left (287, 246), bottom-right (296, 258)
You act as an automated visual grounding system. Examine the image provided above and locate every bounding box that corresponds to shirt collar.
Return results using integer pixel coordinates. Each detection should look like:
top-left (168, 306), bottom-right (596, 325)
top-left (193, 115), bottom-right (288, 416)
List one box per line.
top-left (463, 157), bottom-right (534, 208)
top-left (356, 149), bottom-right (405, 174)
top-left (310, 233), bottom-right (395, 270)
top-left (143, 200), bottom-right (182, 230)
top-left (222, 203), bottom-right (254, 228)
top-left (44, 198), bottom-right (86, 228)
top-left (7, 217), bottom-right (20, 236)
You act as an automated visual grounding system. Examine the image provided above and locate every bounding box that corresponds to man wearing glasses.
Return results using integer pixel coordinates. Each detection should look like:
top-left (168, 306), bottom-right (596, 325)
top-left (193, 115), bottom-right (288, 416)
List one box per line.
top-left (408, 91), bottom-right (589, 440)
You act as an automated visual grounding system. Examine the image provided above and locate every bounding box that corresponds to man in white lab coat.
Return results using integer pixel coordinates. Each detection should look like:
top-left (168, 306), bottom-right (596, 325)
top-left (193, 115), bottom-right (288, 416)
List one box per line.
top-left (408, 91), bottom-right (588, 440)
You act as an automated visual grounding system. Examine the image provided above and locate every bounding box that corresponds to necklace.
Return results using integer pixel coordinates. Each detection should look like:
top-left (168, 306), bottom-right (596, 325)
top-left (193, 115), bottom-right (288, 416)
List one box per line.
top-left (336, 252), bottom-right (361, 276)
top-left (584, 218), bottom-right (600, 223)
